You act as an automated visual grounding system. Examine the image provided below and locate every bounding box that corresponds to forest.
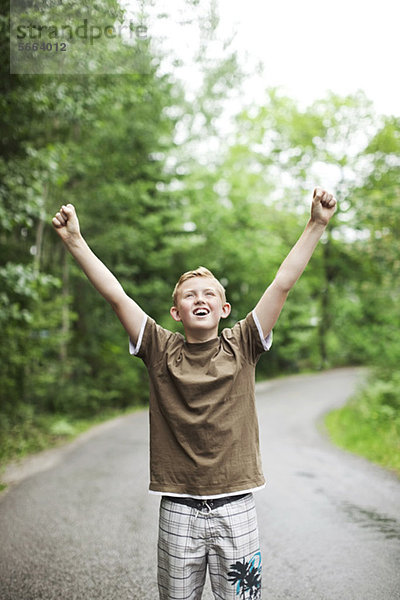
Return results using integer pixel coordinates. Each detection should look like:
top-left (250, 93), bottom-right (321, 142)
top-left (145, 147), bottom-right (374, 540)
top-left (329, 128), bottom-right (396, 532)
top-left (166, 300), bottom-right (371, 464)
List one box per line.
top-left (1, 0), bottom-right (399, 473)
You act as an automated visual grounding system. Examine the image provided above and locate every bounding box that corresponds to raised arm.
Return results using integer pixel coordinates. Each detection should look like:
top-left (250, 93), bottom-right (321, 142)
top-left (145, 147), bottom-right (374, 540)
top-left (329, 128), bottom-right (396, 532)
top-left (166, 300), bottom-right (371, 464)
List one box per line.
top-left (254, 188), bottom-right (337, 337)
top-left (52, 204), bottom-right (146, 345)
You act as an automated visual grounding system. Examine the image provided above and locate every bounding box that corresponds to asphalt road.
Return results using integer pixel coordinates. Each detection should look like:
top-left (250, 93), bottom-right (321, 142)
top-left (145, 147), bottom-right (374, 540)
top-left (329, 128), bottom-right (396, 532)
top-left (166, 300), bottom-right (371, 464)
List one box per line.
top-left (1, 368), bottom-right (399, 600)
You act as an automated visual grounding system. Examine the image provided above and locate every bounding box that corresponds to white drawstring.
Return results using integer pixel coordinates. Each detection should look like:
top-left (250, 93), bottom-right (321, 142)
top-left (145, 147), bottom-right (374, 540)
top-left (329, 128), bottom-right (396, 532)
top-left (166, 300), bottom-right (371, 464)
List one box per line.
top-left (195, 500), bottom-right (213, 518)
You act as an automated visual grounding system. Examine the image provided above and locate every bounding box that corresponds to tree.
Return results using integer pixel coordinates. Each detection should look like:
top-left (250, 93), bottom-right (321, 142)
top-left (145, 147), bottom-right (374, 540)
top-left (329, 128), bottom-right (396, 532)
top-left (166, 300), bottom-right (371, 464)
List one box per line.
top-left (0, 3), bottom-right (187, 424)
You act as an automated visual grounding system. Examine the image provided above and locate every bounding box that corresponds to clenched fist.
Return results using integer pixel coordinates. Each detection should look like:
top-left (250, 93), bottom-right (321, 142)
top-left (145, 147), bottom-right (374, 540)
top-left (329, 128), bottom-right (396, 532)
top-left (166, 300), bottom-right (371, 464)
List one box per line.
top-left (52, 204), bottom-right (81, 243)
top-left (311, 187), bottom-right (337, 226)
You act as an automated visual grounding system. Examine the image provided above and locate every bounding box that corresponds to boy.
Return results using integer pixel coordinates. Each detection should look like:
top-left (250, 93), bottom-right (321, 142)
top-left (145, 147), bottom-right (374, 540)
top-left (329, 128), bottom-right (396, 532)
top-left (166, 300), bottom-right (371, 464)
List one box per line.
top-left (52, 187), bottom-right (336, 599)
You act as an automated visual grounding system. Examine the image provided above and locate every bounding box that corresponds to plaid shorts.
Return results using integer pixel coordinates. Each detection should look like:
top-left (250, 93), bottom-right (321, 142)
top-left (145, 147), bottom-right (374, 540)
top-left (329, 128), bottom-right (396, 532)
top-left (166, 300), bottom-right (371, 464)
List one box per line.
top-left (157, 493), bottom-right (262, 600)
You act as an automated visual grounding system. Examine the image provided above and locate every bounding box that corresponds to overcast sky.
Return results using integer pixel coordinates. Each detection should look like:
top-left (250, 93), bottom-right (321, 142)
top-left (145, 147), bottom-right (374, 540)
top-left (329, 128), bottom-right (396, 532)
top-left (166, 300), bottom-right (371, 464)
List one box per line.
top-left (216, 0), bottom-right (399, 116)
top-left (138, 0), bottom-right (399, 117)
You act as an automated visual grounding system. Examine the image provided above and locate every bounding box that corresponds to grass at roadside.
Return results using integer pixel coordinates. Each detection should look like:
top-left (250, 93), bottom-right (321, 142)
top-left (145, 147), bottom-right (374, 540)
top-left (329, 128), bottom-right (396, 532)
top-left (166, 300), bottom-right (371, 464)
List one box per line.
top-left (0, 405), bottom-right (144, 490)
top-left (325, 375), bottom-right (400, 476)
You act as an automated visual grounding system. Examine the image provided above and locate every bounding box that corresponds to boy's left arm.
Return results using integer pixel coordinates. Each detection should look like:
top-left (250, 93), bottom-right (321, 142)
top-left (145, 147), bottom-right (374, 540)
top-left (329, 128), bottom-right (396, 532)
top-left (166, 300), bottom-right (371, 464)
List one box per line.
top-left (254, 187), bottom-right (337, 338)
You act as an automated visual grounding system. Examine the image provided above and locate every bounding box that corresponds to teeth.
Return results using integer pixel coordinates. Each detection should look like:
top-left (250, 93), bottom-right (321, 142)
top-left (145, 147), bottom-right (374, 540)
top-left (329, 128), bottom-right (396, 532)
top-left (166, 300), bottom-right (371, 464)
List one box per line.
top-left (194, 309), bottom-right (208, 315)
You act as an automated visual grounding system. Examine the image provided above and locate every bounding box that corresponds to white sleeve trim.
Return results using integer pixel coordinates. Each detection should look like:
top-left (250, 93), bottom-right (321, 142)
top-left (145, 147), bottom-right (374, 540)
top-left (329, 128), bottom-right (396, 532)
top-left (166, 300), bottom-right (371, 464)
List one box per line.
top-left (252, 309), bottom-right (273, 351)
top-left (129, 314), bottom-right (147, 356)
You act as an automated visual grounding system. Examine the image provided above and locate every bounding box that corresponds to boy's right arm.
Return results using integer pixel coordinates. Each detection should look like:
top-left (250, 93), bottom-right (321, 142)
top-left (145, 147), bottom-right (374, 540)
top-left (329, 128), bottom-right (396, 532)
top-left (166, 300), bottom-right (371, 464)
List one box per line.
top-left (52, 204), bottom-right (146, 346)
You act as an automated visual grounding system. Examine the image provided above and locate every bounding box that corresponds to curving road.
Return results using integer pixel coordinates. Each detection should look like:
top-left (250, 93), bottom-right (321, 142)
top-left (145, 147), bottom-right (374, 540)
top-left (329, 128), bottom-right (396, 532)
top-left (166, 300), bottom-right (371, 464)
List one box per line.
top-left (1, 368), bottom-right (399, 599)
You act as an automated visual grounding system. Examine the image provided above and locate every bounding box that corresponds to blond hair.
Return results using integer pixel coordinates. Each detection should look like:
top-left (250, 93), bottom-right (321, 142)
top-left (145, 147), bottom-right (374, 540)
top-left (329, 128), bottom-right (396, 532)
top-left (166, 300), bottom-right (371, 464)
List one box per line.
top-left (172, 266), bottom-right (226, 306)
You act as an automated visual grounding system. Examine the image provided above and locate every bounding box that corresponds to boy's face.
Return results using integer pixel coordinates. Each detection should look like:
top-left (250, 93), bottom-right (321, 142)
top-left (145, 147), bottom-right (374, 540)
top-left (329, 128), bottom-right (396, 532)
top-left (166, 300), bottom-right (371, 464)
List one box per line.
top-left (170, 277), bottom-right (231, 343)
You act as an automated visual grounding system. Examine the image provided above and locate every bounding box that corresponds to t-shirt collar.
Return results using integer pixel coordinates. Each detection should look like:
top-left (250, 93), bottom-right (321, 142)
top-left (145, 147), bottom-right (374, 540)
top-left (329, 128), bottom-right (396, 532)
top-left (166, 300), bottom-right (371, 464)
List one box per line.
top-left (184, 336), bottom-right (220, 351)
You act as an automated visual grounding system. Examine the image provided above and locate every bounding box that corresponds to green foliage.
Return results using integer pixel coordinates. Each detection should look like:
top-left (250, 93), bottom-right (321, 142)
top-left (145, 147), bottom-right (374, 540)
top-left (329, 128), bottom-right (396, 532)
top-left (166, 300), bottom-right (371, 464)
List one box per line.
top-left (325, 372), bottom-right (400, 474)
top-left (1, 54), bottom-right (182, 440)
top-left (0, 404), bottom-right (137, 465)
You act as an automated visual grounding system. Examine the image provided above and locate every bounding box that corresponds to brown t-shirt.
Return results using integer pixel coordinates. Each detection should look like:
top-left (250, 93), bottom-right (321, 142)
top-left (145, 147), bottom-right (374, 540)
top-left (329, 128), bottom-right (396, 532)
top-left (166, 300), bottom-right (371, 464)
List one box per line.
top-left (133, 311), bottom-right (270, 497)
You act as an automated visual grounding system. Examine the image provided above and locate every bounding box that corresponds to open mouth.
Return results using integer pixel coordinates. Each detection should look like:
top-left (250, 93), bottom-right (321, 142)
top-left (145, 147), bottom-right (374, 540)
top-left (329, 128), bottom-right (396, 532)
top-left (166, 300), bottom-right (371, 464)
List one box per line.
top-left (193, 308), bottom-right (210, 317)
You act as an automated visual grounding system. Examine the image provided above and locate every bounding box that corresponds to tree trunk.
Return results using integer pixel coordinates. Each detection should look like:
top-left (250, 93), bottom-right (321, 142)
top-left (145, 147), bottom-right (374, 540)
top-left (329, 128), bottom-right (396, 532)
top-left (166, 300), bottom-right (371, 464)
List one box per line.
top-left (60, 246), bottom-right (70, 364)
top-left (318, 231), bottom-right (334, 368)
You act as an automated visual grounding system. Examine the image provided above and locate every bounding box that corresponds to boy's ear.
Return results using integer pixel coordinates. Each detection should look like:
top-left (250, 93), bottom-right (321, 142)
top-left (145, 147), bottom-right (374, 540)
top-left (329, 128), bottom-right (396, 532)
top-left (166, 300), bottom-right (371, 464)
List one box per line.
top-left (221, 302), bottom-right (231, 319)
top-left (170, 306), bottom-right (181, 322)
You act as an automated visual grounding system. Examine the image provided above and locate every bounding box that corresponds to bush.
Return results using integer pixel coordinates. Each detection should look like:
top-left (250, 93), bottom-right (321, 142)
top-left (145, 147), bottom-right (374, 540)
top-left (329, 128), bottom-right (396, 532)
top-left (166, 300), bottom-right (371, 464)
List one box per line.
top-left (325, 369), bottom-right (400, 474)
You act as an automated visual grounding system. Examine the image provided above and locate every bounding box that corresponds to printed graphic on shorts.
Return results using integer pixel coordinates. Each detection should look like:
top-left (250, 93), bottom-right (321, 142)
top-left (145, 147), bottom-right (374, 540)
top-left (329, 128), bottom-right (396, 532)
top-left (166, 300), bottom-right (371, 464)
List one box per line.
top-left (227, 551), bottom-right (262, 599)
